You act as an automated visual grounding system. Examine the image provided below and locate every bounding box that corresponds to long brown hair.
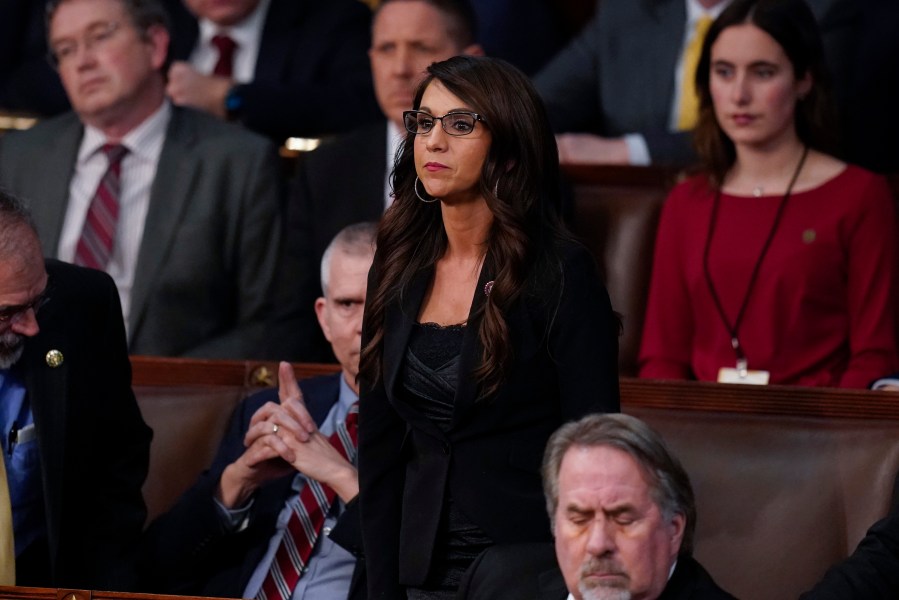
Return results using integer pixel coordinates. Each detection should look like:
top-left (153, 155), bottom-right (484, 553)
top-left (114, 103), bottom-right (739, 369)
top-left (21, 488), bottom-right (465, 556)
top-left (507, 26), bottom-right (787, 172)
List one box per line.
top-left (359, 55), bottom-right (569, 398)
top-left (692, 0), bottom-right (839, 185)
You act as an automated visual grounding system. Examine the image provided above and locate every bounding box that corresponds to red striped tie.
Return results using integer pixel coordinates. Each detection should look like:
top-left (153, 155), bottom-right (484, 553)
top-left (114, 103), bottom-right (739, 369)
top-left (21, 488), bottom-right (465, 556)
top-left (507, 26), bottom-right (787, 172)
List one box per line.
top-left (211, 34), bottom-right (237, 78)
top-left (74, 143), bottom-right (128, 271)
top-left (257, 402), bottom-right (359, 600)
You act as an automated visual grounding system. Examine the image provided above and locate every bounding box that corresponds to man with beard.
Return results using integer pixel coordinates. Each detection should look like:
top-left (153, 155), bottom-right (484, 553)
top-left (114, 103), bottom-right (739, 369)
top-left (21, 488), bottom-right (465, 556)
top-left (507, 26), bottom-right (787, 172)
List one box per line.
top-left (542, 413), bottom-right (734, 600)
top-left (0, 191), bottom-right (151, 588)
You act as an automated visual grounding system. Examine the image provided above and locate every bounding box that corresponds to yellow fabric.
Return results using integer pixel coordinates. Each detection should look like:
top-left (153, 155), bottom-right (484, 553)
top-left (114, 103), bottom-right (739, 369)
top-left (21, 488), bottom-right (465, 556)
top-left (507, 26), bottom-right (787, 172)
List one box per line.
top-left (0, 457), bottom-right (14, 584)
top-left (677, 15), bottom-right (714, 131)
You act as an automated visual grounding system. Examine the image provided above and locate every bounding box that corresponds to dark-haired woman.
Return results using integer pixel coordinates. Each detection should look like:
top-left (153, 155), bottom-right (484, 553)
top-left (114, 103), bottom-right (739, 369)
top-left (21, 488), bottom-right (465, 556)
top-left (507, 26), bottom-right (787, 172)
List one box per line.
top-left (357, 56), bottom-right (620, 598)
top-left (639, 0), bottom-right (898, 388)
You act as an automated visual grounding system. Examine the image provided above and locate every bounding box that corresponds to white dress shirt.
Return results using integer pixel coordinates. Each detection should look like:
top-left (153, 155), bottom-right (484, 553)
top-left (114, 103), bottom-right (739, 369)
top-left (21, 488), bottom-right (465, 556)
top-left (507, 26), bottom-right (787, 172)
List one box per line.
top-left (384, 120), bottom-right (404, 210)
top-left (57, 101), bottom-right (171, 332)
top-left (189, 0), bottom-right (271, 83)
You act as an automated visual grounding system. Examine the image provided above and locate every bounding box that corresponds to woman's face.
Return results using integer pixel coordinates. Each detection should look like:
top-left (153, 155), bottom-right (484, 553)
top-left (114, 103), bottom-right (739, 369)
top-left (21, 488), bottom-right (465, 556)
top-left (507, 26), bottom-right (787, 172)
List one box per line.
top-left (709, 23), bottom-right (812, 151)
top-left (414, 80), bottom-right (492, 204)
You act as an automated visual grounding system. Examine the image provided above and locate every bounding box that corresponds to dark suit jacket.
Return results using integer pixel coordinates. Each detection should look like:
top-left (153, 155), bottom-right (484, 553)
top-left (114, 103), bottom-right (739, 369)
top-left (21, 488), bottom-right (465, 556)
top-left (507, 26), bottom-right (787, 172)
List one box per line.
top-left (167, 0), bottom-right (380, 141)
top-left (799, 512), bottom-right (899, 600)
top-left (268, 121), bottom-right (388, 362)
top-left (13, 260), bottom-right (151, 589)
top-left (359, 241), bottom-right (620, 597)
top-left (534, 0), bottom-right (856, 167)
top-left (456, 544), bottom-right (734, 600)
top-left (0, 106), bottom-right (282, 359)
top-left (141, 372), bottom-right (362, 599)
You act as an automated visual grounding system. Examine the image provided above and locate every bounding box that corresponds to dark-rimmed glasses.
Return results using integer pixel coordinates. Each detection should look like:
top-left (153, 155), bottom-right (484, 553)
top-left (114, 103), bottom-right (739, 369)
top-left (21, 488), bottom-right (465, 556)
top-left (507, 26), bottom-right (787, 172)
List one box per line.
top-left (0, 292), bottom-right (49, 326)
top-left (403, 110), bottom-right (486, 136)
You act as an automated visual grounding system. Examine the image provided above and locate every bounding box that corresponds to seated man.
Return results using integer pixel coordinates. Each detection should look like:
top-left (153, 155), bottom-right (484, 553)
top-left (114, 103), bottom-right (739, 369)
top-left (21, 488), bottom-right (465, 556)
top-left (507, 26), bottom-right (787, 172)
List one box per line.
top-left (0, 190), bottom-right (151, 588)
top-left (458, 413), bottom-right (735, 599)
top-left (165, 0), bottom-right (381, 140)
top-left (141, 222), bottom-right (376, 599)
top-left (542, 413), bottom-right (734, 600)
top-left (0, 0), bottom-right (282, 359)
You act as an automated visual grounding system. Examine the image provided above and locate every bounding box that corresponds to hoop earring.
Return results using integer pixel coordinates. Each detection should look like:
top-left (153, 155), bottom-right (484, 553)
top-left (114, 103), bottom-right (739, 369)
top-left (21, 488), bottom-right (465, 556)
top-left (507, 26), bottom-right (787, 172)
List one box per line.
top-left (493, 179), bottom-right (501, 200)
top-left (415, 176), bottom-right (438, 203)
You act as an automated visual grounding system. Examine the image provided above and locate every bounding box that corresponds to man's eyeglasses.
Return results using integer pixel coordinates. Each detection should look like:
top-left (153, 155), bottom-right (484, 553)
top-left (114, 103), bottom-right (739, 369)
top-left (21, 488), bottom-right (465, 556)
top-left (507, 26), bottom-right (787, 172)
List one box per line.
top-left (48, 21), bottom-right (121, 67)
top-left (0, 292), bottom-right (49, 325)
top-left (403, 110), bottom-right (486, 136)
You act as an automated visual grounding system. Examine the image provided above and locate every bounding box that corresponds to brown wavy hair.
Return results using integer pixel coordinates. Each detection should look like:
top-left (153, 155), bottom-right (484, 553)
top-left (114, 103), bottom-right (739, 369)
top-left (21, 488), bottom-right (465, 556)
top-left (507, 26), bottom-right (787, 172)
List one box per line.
top-left (359, 55), bottom-right (569, 398)
top-left (692, 0), bottom-right (839, 185)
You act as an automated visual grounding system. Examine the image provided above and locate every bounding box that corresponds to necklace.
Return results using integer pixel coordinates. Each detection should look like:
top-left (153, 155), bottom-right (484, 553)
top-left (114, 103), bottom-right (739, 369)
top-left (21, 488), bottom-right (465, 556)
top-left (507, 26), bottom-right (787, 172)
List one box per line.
top-left (702, 145), bottom-right (809, 374)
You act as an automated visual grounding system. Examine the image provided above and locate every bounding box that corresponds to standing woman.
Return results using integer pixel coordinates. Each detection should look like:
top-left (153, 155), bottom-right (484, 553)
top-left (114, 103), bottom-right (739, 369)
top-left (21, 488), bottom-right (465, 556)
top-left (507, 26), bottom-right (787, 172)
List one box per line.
top-left (639, 0), bottom-right (898, 387)
top-left (358, 56), bottom-right (620, 598)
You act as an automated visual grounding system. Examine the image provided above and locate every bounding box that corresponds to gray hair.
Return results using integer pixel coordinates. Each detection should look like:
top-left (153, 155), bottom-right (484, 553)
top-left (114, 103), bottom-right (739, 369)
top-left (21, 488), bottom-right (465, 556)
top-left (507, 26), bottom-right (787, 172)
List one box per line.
top-left (542, 413), bottom-right (697, 556)
top-left (320, 222), bottom-right (378, 296)
top-left (46, 0), bottom-right (171, 44)
top-left (0, 189), bottom-right (41, 262)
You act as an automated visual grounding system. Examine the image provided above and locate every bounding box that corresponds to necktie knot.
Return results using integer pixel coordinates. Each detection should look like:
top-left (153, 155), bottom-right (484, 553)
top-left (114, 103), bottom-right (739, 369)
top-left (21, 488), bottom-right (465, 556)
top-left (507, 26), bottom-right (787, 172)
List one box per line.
top-left (211, 34), bottom-right (238, 78)
top-left (101, 143), bottom-right (128, 167)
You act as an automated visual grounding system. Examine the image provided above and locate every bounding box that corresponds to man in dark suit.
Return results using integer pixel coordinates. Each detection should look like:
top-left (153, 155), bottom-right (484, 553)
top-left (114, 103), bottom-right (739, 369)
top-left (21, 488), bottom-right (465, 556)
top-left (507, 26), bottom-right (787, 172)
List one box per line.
top-left (534, 0), bottom-right (856, 166)
top-left (0, 0), bottom-right (282, 360)
top-left (541, 413), bottom-right (734, 600)
top-left (271, 0), bottom-right (482, 361)
top-left (142, 222), bottom-right (376, 599)
top-left (0, 191), bottom-right (151, 588)
top-left (165, 0), bottom-right (380, 141)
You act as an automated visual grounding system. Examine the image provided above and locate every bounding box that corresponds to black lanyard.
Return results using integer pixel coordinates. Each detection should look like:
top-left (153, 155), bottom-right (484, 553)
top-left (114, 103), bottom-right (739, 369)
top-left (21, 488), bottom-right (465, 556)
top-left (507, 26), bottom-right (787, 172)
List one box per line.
top-left (702, 146), bottom-right (809, 369)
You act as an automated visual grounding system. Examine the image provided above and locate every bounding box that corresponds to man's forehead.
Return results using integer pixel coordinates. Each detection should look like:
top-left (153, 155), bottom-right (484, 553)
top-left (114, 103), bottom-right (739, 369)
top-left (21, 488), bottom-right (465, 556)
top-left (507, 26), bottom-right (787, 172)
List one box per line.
top-left (51, 0), bottom-right (127, 34)
top-left (558, 446), bottom-right (655, 505)
top-left (374, 1), bottom-right (457, 42)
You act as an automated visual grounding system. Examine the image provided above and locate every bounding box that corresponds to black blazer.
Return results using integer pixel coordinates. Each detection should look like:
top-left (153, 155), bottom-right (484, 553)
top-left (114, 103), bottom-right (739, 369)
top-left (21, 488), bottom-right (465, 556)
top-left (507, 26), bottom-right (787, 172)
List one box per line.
top-left (15, 260), bottom-right (151, 589)
top-left (358, 241), bottom-right (620, 597)
top-left (167, 0), bottom-right (380, 140)
top-left (140, 373), bottom-right (364, 598)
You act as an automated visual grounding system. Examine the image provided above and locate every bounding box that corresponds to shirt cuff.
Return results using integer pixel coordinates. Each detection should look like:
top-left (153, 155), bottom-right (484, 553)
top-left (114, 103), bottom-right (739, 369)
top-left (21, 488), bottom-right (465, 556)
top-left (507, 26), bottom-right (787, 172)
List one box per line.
top-left (213, 495), bottom-right (254, 532)
top-left (624, 134), bottom-right (651, 166)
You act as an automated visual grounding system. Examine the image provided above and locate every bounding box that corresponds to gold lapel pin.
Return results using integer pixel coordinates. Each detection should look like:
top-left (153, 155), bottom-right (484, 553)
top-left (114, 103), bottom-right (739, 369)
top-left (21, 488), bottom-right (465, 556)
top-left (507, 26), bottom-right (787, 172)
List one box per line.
top-left (46, 349), bottom-right (64, 368)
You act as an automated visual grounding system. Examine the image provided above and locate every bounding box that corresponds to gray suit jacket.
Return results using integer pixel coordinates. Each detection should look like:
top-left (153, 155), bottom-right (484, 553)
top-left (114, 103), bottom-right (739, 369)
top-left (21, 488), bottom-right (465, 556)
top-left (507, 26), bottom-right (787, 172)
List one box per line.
top-left (0, 106), bottom-right (282, 359)
top-left (534, 0), bottom-right (856, 166)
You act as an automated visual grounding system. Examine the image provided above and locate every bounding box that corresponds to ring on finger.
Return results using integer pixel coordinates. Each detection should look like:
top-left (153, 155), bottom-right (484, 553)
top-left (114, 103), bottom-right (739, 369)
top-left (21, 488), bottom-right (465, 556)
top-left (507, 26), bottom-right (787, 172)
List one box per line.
top-left (272, 423), bottom-right (279, 434)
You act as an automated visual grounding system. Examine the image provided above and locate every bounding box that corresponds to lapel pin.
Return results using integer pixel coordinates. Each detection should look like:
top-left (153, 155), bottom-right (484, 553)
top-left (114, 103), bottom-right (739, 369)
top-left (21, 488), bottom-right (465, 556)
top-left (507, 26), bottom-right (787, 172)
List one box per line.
top-left (46, 349), bottom-right (64, 368)
top-left (483, 280), bottom-right (494, 297)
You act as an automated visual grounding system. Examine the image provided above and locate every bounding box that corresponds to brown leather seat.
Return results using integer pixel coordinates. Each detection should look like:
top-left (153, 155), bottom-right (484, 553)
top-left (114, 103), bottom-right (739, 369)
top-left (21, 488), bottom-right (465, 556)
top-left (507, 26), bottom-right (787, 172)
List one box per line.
top-left (563, 164), bottom-right (677, 375)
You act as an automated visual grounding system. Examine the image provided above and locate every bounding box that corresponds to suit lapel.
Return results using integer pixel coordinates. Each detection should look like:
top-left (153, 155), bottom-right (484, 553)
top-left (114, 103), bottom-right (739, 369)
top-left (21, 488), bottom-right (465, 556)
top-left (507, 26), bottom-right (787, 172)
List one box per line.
top-left (28, 116), bottom-right (83, 257)
top-left (450, 258), bottom-right (494, 427)
top-left (18, 282), bottom-right (71, 577)
top-left (128, 108), bottom-right (200, 338)
top-left (254, 0), bottom-right (298, 84)
top-left (383, 268), bottom-right (429, 415)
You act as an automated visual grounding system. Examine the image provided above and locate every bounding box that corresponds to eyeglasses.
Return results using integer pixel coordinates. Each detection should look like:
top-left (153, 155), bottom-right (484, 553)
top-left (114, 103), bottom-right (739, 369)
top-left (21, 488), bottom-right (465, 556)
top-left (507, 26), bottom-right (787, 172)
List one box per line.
top-left (48, 21), bottom-right (122, 66)
top-left (0, 292), bottom-right (49, 326)
top-left (403, 110), bottom-right (486, 136)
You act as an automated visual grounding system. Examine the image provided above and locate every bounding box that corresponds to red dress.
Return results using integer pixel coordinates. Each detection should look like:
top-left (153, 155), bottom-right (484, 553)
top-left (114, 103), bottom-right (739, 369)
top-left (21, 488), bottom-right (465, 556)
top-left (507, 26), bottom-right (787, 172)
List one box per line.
top-left (639, 165), bottom-right (899, 388)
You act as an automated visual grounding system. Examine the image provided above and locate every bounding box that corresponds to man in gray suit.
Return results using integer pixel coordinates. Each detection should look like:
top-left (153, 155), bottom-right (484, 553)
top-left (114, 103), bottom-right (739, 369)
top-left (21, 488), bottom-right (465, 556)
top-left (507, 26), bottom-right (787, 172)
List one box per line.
top-left (0, 0), bottom-right (281, 359)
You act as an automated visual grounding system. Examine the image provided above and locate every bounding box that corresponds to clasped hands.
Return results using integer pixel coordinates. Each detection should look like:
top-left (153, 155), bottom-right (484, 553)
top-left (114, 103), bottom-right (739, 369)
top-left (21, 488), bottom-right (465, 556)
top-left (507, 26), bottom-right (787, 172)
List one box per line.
top-left (216, 362), bottom-right (358, 509)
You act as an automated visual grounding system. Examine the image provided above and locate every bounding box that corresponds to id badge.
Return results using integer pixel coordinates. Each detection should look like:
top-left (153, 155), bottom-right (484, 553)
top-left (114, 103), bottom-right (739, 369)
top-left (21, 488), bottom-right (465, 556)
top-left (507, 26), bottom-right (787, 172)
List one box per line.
top-left (717, 367), bottom-right (770, 385)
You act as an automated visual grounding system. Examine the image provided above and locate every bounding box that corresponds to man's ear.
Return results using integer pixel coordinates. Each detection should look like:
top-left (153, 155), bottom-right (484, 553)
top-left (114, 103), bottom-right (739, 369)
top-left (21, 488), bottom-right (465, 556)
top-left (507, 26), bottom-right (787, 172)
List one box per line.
top-left (668, 512), bottom-right (686, 557)
top-left (146, 24), bottom-right (170, 72)
top-left (463, 43), bottom-right (485, 57)
top-left (314, 297), bottom-right (332, 342)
